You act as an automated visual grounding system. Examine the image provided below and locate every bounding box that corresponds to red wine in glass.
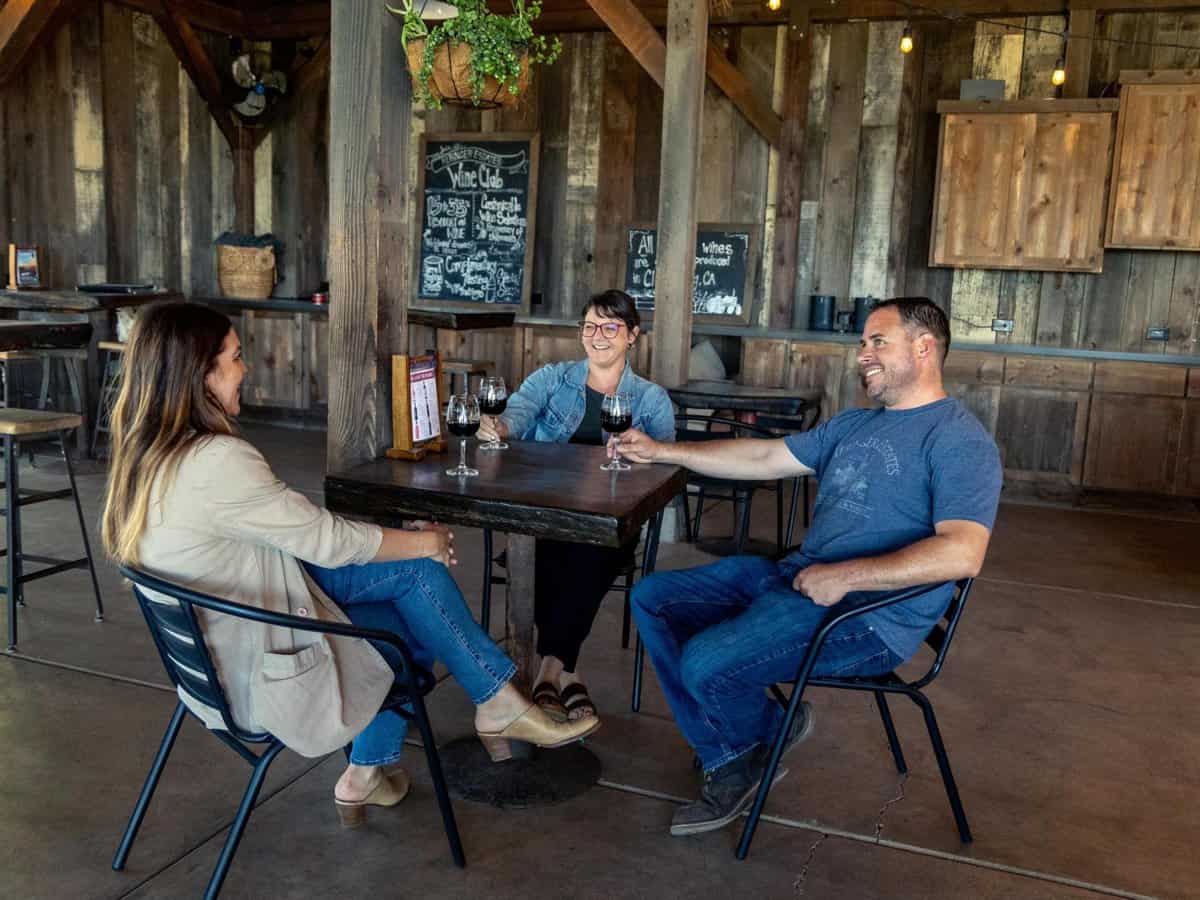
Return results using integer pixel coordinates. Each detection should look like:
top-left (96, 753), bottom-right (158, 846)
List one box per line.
top-left (479, 376), bottom-right (510, 451)
top-left (600, 392), bottom-right (633, 471)
top-left (601, 411), bottom-right (632, 434)
top-left (480, 397), bottom-right (507, 416)
top-left (447, 421), bottom-right (480, 439)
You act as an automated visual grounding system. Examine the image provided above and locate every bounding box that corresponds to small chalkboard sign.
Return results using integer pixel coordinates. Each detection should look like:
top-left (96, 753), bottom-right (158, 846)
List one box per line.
top-left (622, 223), bottom-right (759, 324)
top-left (416, 132), bottom-right (540, 312)
top-left (386, 353), bottom-right (446, 461)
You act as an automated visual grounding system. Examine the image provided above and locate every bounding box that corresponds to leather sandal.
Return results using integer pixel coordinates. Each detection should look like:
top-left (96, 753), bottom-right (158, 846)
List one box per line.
top-left (532, 680), bottom-right (568, 723)
top-left (559, 682), bottom-right (597, 721)
top-left (334, 769), bottom-right (410, 827)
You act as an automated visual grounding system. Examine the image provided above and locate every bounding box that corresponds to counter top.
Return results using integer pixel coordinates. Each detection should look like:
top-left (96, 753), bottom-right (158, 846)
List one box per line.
top-left (0, 289), bottom-right (180, 313)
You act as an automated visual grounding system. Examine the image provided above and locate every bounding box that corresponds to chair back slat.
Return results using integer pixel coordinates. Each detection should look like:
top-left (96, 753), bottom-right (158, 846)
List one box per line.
top-left (129, 579), bottom-right (266, 743)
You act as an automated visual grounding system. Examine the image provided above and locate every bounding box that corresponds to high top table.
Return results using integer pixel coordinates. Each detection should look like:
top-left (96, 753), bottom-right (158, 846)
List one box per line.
top-left (325, 440), bottom-right (686, 807)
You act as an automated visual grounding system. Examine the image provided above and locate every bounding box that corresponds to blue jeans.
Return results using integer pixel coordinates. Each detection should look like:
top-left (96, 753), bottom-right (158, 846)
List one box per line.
top-left (631, 555), bottom-right (902, 773)
top-left (303, 558), bottom-right (516, 766)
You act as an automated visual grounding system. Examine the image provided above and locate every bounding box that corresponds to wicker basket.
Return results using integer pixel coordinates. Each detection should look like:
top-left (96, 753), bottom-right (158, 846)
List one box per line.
top-left (217, 245), bottom-right (275, 300)
top-left (405, 39), bottom-right (531, 110)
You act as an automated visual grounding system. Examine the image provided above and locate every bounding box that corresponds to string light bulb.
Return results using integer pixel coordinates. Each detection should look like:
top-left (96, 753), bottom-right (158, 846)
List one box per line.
top-left (1051, 57), bottom-right (1066, 86)
top-left (766, 0), bottom-right (781, 10)
top-left (899, 26), bottom-right (914, 54)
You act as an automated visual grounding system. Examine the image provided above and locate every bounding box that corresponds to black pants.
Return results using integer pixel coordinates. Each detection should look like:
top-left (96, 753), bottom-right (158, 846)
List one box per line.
top-left (534, 537), bottom-right (635, 672)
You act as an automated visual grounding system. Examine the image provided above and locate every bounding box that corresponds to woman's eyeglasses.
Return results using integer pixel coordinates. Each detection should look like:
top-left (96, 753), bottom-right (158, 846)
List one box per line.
top-left (581, 321), bottom-right (625, 339)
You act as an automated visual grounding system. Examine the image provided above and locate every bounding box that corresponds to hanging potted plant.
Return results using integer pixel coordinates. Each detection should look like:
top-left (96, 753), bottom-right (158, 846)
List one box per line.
top-left (389, 0), bottom-right (562, 110)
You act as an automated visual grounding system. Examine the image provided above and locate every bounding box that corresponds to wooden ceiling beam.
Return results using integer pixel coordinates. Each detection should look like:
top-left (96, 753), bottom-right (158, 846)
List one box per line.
top-left (0, 0), bottom-right (71, 83)
top-left (154, 0), bottom-right (237, 146)
top-left (521, 0), bottom-right (1200, 32)
top-left (585, 0), bottom-right (781, 146)
top-left (113, 0), bottom-right (329, 38)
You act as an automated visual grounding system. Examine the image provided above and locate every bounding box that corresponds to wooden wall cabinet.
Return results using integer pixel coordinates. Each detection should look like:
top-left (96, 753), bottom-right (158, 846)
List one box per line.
top-left (931, 100), bottom-right (1118, 274)
top-left (1106, 71), bottom-right (1200, 251)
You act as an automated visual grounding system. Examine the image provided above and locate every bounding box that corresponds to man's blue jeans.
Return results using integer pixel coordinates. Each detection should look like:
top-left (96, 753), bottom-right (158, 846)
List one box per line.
top-left (303, 558), bottom-right (516, 767)
top-left (630, 555), bottom-right (902, 773)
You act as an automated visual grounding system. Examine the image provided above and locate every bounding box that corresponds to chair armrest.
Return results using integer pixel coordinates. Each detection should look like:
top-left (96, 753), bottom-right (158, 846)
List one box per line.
top-left (121, 565), bottom-right (420, 671)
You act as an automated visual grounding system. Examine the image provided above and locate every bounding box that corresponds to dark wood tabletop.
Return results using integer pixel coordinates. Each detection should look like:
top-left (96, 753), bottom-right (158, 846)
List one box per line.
top-left (407, 308), bottom-right (517, 331)
top-left (325, 439), bottom-right (686, 547)
top-left (667, 380), bottom-right (823, 415)
top-left (0, 289), bottom-right (180, 313)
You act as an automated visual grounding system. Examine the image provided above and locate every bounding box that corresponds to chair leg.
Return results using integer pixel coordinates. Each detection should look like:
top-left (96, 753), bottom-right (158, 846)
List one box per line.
top-left (36, 355), bottom-right (50, 410)
top-left (480, 529), bottom-right (493, 635)
top-left (784, 478), bottom-right (801, 549)
top-left (113, 702), bottom-right (188, 871)
top-left (802, 476), bottom-right (810, 528)
top-left (691, 486), bottom-right (705, 540)
top-left (409, 691), bottom-right (467, 867)
top-left (733, 491), bottom-right (753, 553)
top-left (620, 571), bottom-right (633, 649)
top-left (909, 690), bottom-right (972, 844)
top-left (5, 435), bottom-right (23, 648)
top-left (631, 633), bottom-right (645, 712)
top-left (736, 681), bottom-right (810, 860)
top-left (874, 691), bottom-right (907, 774)
top-left (679, 490), bottom-right (694, 543)
top-left (205, 739), bottom-right (287, 900)
top-left (61, 432), bottom-right (104, 622)
top-left (775, 480), bottom-right (784, 555)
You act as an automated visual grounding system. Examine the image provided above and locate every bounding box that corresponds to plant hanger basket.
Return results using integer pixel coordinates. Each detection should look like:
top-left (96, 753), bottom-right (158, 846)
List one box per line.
top-left (405, 38), bottom-right (531, 110)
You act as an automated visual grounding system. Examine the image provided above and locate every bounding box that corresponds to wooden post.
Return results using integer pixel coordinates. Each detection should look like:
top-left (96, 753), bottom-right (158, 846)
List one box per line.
top-left (233, 127), bottom-right (255, 234)
top-left (650, 0), bottom-right (706, 389)
top-left (769, 4), bottom-right (812, 330)
top-left (327, 0), bottom-right (412, 471)
top-left (1064, 8), bottom-right (1094, 99)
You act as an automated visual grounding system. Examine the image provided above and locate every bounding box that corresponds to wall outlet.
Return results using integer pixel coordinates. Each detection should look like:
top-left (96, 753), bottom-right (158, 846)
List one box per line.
top-left (991, 318), bottom-right (1015, 333)
top-left (1146, 326), bottom-right (1170, 341)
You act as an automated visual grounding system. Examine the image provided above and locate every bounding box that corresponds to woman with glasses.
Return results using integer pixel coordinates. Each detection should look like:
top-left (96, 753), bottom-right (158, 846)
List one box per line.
top-left (477, 290), bottom-right (675, 722)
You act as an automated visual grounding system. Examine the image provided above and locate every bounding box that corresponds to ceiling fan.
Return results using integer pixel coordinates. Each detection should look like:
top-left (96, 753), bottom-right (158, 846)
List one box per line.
top-left (231, 52), bottom-right (287, 118)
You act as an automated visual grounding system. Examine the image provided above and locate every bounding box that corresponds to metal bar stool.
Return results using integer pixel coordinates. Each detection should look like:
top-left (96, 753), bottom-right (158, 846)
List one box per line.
top-left (1, 409), bottom-right (105, 651)
top-left (90, 341), bottom-right (126, 458)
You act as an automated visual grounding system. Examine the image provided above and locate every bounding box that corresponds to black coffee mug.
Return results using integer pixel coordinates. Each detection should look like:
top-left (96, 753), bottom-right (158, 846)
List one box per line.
top-left (809, 295), bottom-right (835, 331)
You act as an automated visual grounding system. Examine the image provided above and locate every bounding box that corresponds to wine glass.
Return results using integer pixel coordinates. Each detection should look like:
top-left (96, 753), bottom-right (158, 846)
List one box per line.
top-left (600, 392), bottom-right (633, 472)
top-left (445, 393), bottom-right (481, 477)
top-left (478, 376), bottom-right (509, 451)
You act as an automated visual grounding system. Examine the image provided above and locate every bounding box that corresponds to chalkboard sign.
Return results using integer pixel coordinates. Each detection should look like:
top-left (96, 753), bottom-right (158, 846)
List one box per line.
top-left (416, 132), bottom-right (540, 311)
top-left (623, 223), bottom-right (759, 323)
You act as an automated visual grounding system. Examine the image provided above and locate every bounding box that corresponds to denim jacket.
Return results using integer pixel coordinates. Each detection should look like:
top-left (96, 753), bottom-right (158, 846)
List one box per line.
top-left (501, 359), bottom-right (676, 444)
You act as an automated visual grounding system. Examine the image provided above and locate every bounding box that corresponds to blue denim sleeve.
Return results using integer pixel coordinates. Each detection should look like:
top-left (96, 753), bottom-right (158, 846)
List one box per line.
top-left (639, 384), bottom-right (677, 443)
top-left (501, 363), bottom-right (557, 440)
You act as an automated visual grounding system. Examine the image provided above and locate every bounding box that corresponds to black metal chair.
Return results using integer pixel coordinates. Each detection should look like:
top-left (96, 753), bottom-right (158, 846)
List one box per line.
top-left (675, 415), bottom-right (801, 556)
top-left (112, 566), bottom-right (465, 900)
top-left (736, 578), bottom-right (976, 860)
top-left (478, 509), bottom-right (665, 650)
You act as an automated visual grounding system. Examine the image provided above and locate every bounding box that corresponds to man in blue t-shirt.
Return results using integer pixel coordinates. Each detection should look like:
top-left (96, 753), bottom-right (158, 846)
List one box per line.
top-left (614, 298), bottom-right (1002, 837)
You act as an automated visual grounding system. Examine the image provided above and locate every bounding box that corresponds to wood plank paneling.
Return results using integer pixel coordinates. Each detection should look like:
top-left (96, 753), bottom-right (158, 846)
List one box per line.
top-left (71, 3), bottom-right (106, 286)
top-left (1167, 254), bottom-right (1200, 356)
top-left (593, 36), bottom-right (639, 293)
top-left (740, 337), bottom-right (788, 387)
top-left (848, 22), bottom-right (903, 302)
top-left (560, 33), bottom-right (605, 309)
top-left (812, 22), bottom-right (867, 304)
top-left (790, 22), bottom-right (830, 329)
top-left (180, 68), bottom-right (215, 297)
top-left (942, 349), bottom-right (1004, 385)
top-left (1004, 356), bottom-right (1093, 391)
top-left (787, 341), bottom-right (849, 421)
top-left (1092, 361), bottom-right (1187, 396)
top-left (996, 388), bottom-right (1088, 483)
top-left (1084, 394), bottom-right (1183, 493)
top-left (1177, 399), bottom-right (1200, 496)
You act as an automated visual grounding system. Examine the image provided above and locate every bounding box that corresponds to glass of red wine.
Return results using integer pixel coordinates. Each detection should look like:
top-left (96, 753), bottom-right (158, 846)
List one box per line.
top-left (479, 376), bottom-right (509, 451)
top-left (600, 392), bottom-right (633, 472)
top-left (445, 393), bottom-right (481, 477)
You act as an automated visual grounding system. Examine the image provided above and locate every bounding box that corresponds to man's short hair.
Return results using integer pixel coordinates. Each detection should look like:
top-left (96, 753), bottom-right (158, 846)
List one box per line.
top-left (872, 297), bottom-right (950, 364)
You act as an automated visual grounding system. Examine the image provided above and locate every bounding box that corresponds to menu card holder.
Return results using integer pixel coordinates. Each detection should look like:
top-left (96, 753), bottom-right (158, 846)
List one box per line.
top-left (386, 353), bottom-right (446, 460)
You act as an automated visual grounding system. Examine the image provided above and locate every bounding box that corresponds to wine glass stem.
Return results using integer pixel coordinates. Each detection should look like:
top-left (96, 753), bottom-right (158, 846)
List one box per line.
top-left (459, 438), bottom-right (468, 470)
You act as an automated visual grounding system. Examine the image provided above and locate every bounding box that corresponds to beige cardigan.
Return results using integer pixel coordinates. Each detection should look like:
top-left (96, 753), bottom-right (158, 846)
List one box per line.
top-left (137, 434), bottom-right (394, 756)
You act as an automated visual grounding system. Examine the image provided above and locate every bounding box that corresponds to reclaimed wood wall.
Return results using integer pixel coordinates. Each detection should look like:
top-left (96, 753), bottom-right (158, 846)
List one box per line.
top-left (0, 2), bottom-right (323, 299)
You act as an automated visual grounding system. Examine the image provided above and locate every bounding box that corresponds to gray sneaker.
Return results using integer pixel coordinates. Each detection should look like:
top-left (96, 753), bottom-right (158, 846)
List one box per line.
top-left (669, 702), bottom-right (815, 837)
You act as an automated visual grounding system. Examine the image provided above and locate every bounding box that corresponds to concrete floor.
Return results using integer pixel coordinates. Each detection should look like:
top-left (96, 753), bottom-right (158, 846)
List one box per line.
top-left (1, 424), bottom-right (1197, 899)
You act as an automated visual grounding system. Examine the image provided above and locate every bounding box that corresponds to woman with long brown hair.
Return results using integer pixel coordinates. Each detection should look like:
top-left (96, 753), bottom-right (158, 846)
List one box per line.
top-left (103, 302), bottom-right (597, 825)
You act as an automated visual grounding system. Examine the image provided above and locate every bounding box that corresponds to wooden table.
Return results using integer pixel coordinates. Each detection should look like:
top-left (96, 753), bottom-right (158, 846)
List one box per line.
top-left (0, 290), bottom-right (180, 454)
top-left (667, 379), bottom-right (823, 419)
top-left (325, 439), bottom-right (686, 687)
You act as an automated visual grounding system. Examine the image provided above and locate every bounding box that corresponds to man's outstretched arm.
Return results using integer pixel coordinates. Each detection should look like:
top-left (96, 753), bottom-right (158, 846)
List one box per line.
top-left (794, 519), bottom-right (991, 607)
top-left (614, 427), bottom-right (813, 481)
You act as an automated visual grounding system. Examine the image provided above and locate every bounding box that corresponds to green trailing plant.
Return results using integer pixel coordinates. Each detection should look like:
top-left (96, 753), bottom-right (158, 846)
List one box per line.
top-left (388, 0), bottom-right (562, 109)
